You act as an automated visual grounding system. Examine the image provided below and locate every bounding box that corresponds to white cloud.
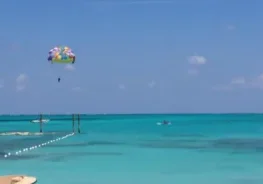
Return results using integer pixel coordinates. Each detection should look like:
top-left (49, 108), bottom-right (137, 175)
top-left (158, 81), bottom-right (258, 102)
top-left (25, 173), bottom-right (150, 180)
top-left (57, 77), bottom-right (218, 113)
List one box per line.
top-left (214, 74), bottom-right (263, 91)
top-left (16, 73), bottom-right (28, 91)
top-left (232, 75), bottom-right (263, 89)
top-left (187, 69), bottom-right (199, 75)
top-left (65, 64), bottom-right (75, 71)
top-left (118, 84), bottom-right (125, 90)
top-left (72, 87), bottom-right (81, 91)
top-left (188, 55), bottom-right (207, 65)
top-left (148, 80), bottom-right (156, 88)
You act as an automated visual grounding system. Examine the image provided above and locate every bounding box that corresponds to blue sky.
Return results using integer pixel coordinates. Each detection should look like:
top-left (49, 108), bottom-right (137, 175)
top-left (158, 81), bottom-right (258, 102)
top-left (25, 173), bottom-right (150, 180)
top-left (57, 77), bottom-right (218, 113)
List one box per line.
top-left (1, 0), bottom-right (263, 114)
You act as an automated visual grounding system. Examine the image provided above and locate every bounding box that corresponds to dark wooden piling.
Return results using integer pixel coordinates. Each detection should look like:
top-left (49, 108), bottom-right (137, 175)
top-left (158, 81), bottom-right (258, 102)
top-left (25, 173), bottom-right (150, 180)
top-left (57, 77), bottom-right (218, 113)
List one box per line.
top-left (39, 114), bottom-right (43, 133)
top-left (77, 114), bottom-right (80, 133)
top-left (72, 114), bottom-right (75, 132)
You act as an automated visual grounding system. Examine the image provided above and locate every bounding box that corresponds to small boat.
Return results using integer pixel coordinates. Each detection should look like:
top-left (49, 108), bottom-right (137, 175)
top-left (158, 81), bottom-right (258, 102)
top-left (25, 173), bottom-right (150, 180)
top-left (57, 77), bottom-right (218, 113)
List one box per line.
top-left (30, 119), bottom-right (50, 123)
top-left (156, 120), bottom-right (172, 126)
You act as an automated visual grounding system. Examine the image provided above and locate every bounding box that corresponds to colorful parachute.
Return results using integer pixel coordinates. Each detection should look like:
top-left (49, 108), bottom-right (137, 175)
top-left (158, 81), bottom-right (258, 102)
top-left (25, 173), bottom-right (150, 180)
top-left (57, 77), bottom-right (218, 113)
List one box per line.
top-left (47, 46), bottom-right (75, 64)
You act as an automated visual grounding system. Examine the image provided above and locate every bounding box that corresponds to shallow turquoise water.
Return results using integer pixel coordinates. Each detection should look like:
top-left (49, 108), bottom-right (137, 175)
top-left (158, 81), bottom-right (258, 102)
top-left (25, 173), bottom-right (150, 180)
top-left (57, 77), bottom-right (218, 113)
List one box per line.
top-left (1, 114), bottom-right (263, 184)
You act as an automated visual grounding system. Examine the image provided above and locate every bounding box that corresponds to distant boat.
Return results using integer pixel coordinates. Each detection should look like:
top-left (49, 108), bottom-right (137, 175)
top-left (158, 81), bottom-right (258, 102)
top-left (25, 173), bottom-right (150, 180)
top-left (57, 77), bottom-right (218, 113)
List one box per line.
top-left (156, 120), bottom-right (172, 126)
top-left (30, 119), bottom-right (50, 123)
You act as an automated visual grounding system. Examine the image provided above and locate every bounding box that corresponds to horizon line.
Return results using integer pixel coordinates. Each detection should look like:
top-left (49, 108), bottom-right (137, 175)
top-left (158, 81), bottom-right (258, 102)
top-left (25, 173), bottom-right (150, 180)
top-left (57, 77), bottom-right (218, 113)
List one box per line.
top-left (1, 112), bottom-right (263, 116)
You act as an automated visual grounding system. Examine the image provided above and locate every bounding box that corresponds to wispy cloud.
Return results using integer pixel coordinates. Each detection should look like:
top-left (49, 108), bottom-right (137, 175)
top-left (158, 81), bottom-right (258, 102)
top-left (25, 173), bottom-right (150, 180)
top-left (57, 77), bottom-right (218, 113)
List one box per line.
top-left (231, 77), bottom-right (245, 85)
top-left (187, 55), bottom-right (206, 75)
top-left (148, 80), bottom-right (156, 88)
top-left (16, 73), bottom-right (28, 91)
top-left (65, 64), bottom-right (75, 71)
top-left (213, 74), bottom-right (263, 91)
top-left (188, 55), bottom-right (207, 65)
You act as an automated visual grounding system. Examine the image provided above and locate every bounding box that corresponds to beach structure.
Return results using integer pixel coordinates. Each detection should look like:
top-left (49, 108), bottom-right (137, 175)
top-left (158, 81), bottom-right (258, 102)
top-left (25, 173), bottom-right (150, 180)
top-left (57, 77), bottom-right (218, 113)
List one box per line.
top-left (0, 114), bottom-right (81, 136)
top-left (0, 115), bottom-right (78, 181)
top-left (37, 114), bottom-right (81, 133)
top-left (72, 114), bottom-right (81, 133)
top-left (39, 114), bottom-right (43, 133)
top-left (72, 114), bottom-right (75, 132)
top-left (78, 114), bottom-right (80, 133)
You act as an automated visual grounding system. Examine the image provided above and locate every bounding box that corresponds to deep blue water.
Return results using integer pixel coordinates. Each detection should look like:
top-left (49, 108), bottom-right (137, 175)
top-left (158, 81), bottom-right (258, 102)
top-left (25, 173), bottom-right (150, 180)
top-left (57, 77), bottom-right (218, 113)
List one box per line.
top-left (1, 114), bottom-right (263, 184)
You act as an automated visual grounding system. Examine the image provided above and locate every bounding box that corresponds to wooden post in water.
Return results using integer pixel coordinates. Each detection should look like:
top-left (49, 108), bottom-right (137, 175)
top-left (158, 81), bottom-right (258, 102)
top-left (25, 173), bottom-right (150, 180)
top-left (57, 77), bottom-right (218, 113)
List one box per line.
top-left (77, 114), bottom-right (80, 133)
top-left (39, 114), bottom-right (43, 133)
top-left (72, 114), bottom-right (75, 132)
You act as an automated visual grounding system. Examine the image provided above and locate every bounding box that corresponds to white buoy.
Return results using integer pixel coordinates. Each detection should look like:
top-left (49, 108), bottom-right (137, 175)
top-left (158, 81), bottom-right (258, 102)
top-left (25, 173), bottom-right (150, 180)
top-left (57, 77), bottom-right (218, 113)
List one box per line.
top-left (3, 133), bottom-right (74, 158)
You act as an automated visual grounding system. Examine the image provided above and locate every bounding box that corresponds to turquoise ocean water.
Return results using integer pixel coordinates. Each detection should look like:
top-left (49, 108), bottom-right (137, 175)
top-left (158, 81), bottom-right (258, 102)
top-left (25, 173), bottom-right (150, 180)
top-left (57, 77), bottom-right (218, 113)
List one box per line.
top-left (1, 114), bottom-right (263, 184)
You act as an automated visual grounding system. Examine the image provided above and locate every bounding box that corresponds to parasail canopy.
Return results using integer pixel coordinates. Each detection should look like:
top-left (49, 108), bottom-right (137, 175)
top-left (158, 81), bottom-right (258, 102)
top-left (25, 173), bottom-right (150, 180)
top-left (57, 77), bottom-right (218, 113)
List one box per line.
top-left (47, 46), bottom-right (75, 64)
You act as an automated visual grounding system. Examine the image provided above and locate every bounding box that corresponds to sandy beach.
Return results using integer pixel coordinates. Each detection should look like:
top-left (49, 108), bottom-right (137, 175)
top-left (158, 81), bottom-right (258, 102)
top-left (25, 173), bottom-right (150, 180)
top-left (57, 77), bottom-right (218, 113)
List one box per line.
top-left (0, 175), bottom-right (37, 184)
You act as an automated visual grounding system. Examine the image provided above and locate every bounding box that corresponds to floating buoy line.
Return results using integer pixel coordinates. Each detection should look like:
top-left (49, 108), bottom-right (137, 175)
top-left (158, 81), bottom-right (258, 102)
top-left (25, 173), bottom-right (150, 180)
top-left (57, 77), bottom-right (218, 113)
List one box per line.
top-left (3, 133), bottom-right (75, 158)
